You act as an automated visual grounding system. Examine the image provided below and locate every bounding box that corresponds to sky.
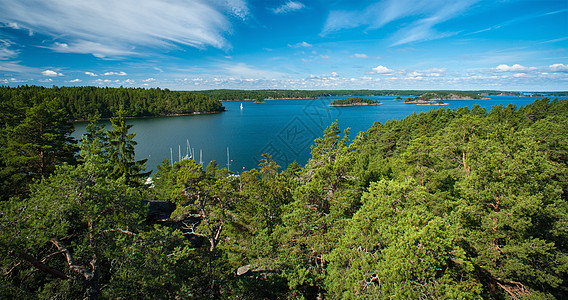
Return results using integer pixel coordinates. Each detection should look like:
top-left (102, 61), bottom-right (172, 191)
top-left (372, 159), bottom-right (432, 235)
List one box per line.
top-left (0, 0), bottom-right (567, 91)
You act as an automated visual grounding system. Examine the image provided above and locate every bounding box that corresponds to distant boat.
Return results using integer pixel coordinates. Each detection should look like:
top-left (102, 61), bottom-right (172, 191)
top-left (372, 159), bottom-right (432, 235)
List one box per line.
top-left (240, 103), bottom-right (243, 110)
top-left (182, 139), bottom-right (193, 161)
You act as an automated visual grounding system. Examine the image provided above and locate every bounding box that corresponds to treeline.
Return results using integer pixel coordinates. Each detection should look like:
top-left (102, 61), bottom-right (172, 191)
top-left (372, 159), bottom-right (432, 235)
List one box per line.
top-left (193, 89), bottom-right (483, 101)
top-left (412, 91), bottom-right (485, 101)
top-left (2, 98), bottom-right (568, 299)
top-left (330, 97), bottom-right (380, 106)
top-left (191, 89), bottom-right (568, 101)
top-left (0, 85), bottom-right (224, 120)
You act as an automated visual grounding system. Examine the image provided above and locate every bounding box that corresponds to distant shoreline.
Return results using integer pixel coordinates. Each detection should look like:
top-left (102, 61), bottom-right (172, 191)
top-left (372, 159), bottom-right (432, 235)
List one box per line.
top-left (72, 109), bottom-right (225, 123)
top-left (221, 97), bottom-right (317, 101)
top-left (329, 102), bottom-right (383, 107)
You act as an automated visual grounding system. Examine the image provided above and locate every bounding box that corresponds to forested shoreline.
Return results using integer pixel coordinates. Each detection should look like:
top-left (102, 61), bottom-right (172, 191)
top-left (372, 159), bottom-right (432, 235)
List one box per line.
top-left (1, 96), bottom-right (567, 299)
top-left (0, 86), bottom-right (225, 121)
top-left (193, 89), bottom-right (567, 101)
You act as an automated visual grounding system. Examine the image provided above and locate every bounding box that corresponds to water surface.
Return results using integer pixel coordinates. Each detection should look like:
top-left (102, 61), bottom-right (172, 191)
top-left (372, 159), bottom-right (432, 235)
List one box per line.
top-left (73, 96), bottom-right (564, 173)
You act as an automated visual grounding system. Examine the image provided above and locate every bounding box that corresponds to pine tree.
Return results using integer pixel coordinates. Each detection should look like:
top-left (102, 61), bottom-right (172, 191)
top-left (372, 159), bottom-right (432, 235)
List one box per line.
top-left (106, 105), bottom-right (150, 184)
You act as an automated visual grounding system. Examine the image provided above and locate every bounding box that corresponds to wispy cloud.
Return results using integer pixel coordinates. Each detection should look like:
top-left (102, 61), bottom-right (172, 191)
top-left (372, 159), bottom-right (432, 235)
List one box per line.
top-left (272, 1), bottom-right (306, 14)
top-left (353, 53), bottom-right (369, 59)
top-left (0, 0), bottom-right (250, 58)
top-left (288, 41), bottom-right (312, 48)
top-left (321, 0), bottom-right (479, 46)
top-left (220, 62), bottom-right (288, 79)
top-left (0, 39), bottom-right (18, 60)
top-left (85, 72), bottom-right (98, 77)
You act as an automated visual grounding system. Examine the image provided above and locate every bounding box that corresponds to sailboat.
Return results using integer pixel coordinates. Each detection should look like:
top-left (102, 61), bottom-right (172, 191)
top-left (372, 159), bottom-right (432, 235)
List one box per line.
top-left (240, 103), bottom-right (243, 110)
top-left (182, 139), bottom-right (193, 161)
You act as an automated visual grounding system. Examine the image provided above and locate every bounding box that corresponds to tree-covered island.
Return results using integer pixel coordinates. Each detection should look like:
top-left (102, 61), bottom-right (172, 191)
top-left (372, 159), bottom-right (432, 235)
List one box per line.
top-left (329, 97), bottom-right (382, 106)
top-left (405, 91), bottom-right (488, 104)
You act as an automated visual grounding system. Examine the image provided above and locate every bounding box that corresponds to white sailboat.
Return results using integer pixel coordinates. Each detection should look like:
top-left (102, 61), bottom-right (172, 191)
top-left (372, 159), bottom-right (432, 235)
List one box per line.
top-left (240, 103), bottom-right (243, 110)
top-left (182, 139), bottom-right (193, 161)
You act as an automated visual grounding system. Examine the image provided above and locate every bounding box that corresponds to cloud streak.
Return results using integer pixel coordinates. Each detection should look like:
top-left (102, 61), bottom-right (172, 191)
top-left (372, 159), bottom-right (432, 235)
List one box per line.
top-left (272, 1), bottom-right (305, 14)
top-left (321, 0), bottom-right (479, 46)
top-left (0, 0), bottom-right (250, 58)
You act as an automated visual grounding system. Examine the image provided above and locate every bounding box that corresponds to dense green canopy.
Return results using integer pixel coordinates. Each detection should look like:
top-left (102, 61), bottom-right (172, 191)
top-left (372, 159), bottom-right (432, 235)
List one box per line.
top-left (1, 96), bottom-right (567, 299)
top-left (0, 85), bottom-right (224, 120)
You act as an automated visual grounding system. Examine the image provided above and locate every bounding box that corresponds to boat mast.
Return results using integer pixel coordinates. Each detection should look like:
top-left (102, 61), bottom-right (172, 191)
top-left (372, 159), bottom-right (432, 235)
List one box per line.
top-left (170, 148), bottom-right (173, 166)
top-left (199, 149), bottom-right (203, 168)
top-left (227, 147), bottom-right (230, 171)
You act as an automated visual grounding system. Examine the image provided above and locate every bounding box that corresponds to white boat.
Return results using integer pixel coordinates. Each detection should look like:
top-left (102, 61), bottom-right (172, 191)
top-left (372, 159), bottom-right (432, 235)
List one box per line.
top-left (240, 103), bottom-right (243, 110)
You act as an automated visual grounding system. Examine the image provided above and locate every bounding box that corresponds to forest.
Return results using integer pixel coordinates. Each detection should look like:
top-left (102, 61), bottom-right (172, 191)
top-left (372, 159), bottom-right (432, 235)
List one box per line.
top-left (329, 97), bottom-right (381, 106)
top-left (0, 86), bottom-right (225, 121)
top-left (1, 94), bottom-right (567, 299)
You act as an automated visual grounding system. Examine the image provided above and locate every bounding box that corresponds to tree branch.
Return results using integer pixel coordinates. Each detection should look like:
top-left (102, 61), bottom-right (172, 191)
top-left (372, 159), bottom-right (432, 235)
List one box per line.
top-left (51, 239), bottom-right (93, 280)
top-left (17, 252), bottom-right (69, 280)
top-left (99, 228), bottom-right (141, 239)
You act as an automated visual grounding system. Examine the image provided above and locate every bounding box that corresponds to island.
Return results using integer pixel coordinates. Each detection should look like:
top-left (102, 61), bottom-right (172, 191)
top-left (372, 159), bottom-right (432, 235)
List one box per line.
top-left (404, 91), bottom-right (488, 104)
top-left (329, 97), bottom-right (382, 106)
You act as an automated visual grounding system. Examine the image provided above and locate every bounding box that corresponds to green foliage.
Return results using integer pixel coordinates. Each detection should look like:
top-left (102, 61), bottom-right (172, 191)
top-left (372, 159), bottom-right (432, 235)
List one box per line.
top-left (329, 97), bottom-right (380, 106)
top-left (0, 85), bottom-right (224, 120)
top-left (0, 98), bottom-right (77, 200)
top-left (106, 105), bottom-right (150, 184)
top-left (2, 96), bottom-right (568, 299)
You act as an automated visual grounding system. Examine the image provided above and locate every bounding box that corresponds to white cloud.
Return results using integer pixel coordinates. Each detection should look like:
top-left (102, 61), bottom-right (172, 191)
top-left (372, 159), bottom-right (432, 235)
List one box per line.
top-left (41, 69), bottom-right (63, 76)
top-left (549, 64), bottom-right (568, 72)
top-left (0, 39), bottom-right (18, 60)
top-left (103, 71), bottom-right (127, 76)
top-left (331, 72), bottom-right (339, 77)
top-left (420, 67), bottom-right (446, 77)
top-left (85, 72), bottom-right (98, 76)
top-left (272, 1), bottom-right (305, 14)
top-left (289, 41), bottom-right (312, 48)
top-left (353, 53), bottom-right (369, 59)
top-left (69, 78), bottom-right (82, 82)
top-left (320, 55), bottom-right (330, 59)
top-left (495, 64), bottom-right (536, 72)
top-left (372, 65), bottom-right (394, 74)
top-left (322, 0), bottom-right (479, 46)
top-left (0, 0), bottom-right (251, 57)
top-left (221, 62), bottom-right (287, 79)
top-left (50, 41), bottom-right (136, 58)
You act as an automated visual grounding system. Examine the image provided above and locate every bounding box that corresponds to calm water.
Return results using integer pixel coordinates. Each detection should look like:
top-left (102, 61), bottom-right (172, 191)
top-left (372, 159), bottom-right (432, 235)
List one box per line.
top-left (73, 96), bottom-right (565, 174)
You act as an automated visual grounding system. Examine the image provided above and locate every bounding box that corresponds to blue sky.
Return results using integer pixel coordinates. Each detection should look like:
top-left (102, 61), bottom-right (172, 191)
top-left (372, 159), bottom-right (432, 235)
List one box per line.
top-left (0, 0), bottom-right (567, 91)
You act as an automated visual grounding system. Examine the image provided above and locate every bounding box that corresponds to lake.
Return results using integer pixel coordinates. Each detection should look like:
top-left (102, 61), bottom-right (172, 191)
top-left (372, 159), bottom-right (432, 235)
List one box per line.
top-left (73, 95), bottom-right (565, 174)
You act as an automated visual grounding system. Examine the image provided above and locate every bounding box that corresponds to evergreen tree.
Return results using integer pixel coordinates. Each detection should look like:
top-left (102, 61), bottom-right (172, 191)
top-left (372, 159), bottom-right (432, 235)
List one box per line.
top-left (106, 105), bottom-right (150, 184)
top-left (0, 98), bottom-right (77, 200)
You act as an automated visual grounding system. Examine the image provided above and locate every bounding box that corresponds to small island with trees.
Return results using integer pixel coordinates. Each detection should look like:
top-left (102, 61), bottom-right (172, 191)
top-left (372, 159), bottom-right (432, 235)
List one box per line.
top-left (404, 91), bottom-right (488, 104)
top-left (329, 97), bottom-right (382, 106)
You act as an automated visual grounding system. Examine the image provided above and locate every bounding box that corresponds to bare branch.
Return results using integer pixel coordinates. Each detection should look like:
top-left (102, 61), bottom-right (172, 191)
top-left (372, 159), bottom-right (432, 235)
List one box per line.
top-left (17, 252), bottom-right (69, 280)
top-left (99, 228), bottom-right (141, 239)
